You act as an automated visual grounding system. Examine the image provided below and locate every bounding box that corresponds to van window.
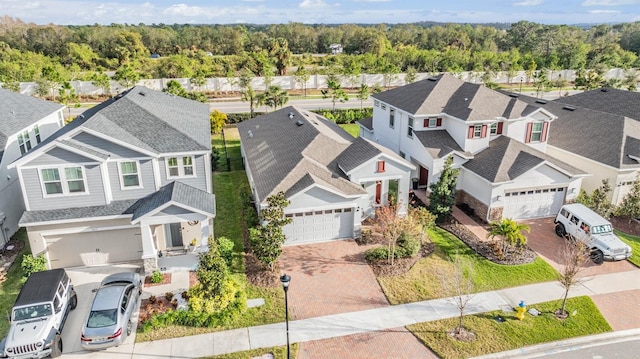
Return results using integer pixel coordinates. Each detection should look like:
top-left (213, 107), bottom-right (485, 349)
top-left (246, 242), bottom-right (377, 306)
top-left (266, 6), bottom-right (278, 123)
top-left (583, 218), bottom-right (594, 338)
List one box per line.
top-left (559, 208), bottom-right (569, 218)
top-left (57, 283), bottom-right (65, 297)
top-left (570, 215), bottom-right (580, 225)
top-left (54, 296), bottom-right (61, 313)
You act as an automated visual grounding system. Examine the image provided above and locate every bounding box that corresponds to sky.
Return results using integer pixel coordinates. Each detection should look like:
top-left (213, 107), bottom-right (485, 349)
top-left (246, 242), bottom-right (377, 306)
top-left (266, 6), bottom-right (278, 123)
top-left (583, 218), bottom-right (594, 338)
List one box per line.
top-left (1, 0), bottom-right (640, 26)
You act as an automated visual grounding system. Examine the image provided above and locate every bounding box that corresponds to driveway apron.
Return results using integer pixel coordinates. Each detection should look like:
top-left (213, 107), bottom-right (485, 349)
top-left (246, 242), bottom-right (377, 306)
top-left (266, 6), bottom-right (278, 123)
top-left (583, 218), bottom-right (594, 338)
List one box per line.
top-left (279, 240), bottom-right (389, 320)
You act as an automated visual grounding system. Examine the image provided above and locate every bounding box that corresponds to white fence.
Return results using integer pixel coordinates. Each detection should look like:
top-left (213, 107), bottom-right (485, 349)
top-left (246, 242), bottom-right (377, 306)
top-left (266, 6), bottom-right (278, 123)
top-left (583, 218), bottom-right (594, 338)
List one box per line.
top-left (13, 68), bottom-right (636, 96)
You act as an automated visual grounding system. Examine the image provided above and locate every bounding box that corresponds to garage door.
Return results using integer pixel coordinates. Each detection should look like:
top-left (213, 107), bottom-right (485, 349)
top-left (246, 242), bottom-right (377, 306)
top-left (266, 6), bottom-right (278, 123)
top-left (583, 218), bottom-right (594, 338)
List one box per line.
top-left (503, 187), bottom-right (566, 219)
top-left (45, 228), bottom-right (142, 268)
top-left (283, 208), bottom-right (354, 245)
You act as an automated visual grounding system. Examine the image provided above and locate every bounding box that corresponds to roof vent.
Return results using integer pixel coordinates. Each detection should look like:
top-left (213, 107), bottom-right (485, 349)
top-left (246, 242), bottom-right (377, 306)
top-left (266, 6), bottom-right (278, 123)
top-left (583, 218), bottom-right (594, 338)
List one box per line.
top-left (296, 120), bottom-right (304, 126)
top-left (139, 91), bottom-right (146, 96)
top-left (288, 112), bottom-right (294, 119)
top-left (508, 93), bottom-right (519, 98)
top-left (535, 99), bottom-right (547, 104)
top-left (79, 114), bottom-right (85, 119)
top-left (427, 77), bottom-right (438, 81)
top-left (248, 130), bottom-right (253, 138)
top-left (562, 105), bottom-right (576, 111)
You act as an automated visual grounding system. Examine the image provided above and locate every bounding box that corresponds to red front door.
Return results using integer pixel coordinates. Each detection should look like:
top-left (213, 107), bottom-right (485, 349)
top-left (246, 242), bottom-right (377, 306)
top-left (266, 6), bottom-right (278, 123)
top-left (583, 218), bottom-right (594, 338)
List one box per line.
top-left (419, 166), bottom-right (429, 187)
top-left (375, 181), bottom-right (382, 204)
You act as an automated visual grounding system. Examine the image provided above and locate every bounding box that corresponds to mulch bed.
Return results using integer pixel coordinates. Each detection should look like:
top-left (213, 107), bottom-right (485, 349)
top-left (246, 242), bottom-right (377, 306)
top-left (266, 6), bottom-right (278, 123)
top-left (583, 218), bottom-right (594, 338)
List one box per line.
top-left (245, 253), bottom-right (280, 288)
top-left (138, 295), bottom-right (174, 325)
top-left (610, 216), bottom-right (640, 236)
top-left (144, 273), bottom-right (172, 287)
top-left (367, 242), bottom-right (436, 277)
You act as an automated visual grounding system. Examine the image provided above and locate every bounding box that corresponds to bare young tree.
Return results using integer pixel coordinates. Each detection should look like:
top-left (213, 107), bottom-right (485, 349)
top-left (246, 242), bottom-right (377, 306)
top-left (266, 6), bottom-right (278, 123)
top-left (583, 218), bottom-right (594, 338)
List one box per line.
top-left (373, 199), bottom-right (418, 266)
top-left (557, 240), bottom-right (590, 318)
top-left (438, 253), bottom-right (476, 337)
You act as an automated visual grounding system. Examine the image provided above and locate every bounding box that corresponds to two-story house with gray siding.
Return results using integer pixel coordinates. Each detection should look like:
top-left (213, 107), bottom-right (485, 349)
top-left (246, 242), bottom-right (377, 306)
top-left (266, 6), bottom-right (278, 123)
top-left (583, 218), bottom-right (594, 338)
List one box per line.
top-left (0, 89), bottom-right (65, 247)
top-left (9, 86), bottom-right (216, 273)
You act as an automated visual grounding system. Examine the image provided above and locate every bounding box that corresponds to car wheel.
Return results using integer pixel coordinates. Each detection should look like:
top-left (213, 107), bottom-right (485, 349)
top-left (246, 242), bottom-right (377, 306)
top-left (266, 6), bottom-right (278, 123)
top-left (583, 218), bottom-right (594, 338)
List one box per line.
top-left (50, 334), bottom-right (63, 358)
top-left (126, 320), bottom-right (132, 336)
top-left (555, 224), bottom-right (566, 237)
top-left (591, 249), bottom-right (604, 265)
top-left (70, 294), bottom-right (78, 310)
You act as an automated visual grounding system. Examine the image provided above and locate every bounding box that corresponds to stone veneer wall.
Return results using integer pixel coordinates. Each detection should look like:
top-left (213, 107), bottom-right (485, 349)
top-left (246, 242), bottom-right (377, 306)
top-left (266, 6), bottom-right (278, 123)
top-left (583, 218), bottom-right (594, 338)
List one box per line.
top-left (455, 190), bottom-right (497, 223)
top-left (143, 257), bottom-right (158, 275)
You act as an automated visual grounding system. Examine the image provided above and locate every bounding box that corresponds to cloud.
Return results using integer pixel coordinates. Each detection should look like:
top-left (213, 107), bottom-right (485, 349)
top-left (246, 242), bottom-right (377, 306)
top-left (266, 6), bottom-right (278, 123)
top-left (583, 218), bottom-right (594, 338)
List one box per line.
top-left (582, 0), bottom-right (640, 5)
top-left (299, 0), bottom-right (328, 8)
top-left (514, 0), bottom-right (543, 6)
top-left (588, 9), bottom-right (622, 13)
top-left (163, 4), bottom-right (204, 16)
top-left (352, 0), bottom-right (392, 2)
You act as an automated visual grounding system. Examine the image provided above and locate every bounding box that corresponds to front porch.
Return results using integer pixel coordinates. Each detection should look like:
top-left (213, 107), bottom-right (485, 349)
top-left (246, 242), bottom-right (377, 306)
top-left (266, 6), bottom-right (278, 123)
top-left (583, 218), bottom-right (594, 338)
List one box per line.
top-left (157, 247), bottom-right (207, 272)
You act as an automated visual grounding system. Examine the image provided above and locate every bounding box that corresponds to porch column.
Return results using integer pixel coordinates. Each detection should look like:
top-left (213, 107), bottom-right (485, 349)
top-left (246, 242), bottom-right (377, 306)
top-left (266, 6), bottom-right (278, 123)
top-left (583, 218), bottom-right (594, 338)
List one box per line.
top-left (140, 222), bottom-right (158, 274)
top-left (397, 176), bottom-right (411, 216)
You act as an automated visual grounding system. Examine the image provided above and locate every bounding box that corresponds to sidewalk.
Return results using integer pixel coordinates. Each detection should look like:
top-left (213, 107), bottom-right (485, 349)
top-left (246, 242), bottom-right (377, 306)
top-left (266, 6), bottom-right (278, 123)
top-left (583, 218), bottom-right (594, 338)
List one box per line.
top-left (67, 269), bottom-right (639, 358)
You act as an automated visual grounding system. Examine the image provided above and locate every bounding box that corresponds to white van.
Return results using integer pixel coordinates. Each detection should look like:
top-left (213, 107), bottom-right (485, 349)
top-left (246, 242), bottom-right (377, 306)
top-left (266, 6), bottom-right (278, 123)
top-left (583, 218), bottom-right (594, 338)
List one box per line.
top-left (554, 203), bottom-right (632, 264)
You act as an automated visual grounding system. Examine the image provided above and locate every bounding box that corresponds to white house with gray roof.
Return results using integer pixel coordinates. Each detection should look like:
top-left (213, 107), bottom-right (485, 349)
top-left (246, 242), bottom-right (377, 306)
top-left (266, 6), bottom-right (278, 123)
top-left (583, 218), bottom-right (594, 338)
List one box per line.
top-left (535, 88), bottom-right (640, 205)
top-left (238, 106), bottom-right (415, 245)
top-left (9, 86), bottom-right (215, 273)
top-left (0, 89), bottom-right (65, 246)
top-left (360, 74), bottom-right (587, 221)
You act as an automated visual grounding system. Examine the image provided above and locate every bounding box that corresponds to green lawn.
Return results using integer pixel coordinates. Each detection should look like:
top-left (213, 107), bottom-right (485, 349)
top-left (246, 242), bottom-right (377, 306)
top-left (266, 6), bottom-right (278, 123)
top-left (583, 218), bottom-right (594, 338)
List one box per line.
top-left (408, 296), bottom-right (611, 359)
top-left (339, 123), bottom-right (360, 137)
top-left (0, 230), bottom-right (29, 337)
top-left (615, 230), bottom-right (640, 267)
top-left (378, 227), bottom-right (559, 304)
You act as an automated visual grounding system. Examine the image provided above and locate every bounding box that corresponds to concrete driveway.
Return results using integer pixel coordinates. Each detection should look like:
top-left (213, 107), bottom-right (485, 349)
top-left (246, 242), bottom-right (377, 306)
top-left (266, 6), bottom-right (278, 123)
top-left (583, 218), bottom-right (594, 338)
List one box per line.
top-left (62, 263), bottom-right (141, 356)
top-left (523, 218), bottom-right (638, 276)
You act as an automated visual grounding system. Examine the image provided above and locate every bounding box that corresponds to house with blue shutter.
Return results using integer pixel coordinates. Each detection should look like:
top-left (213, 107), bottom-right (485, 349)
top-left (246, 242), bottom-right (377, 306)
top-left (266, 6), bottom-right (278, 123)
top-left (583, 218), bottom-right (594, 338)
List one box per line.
top-left (0, 89), bottom-right (65, 246)
top-left (9, 86), bottom-right (215, 273)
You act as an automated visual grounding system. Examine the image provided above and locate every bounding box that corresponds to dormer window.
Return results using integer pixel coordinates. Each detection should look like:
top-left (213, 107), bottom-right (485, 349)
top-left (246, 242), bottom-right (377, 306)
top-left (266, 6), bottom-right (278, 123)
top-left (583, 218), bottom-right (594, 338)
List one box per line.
top-left (18, 131), bottom-right (32, 155)
top-left (525, 122), bottom-right (548, 143)
top-left (34, 125), bottom-right (41, 144)
top-left (530, 123), bottom-right (543, 142)
top-left (467, 124), bottom-right (488, 139)
top-left (407, 117), bottom-right (414, 138)
top-left (424, 117), bottom-right (442, 128)
top-left (473, 125), bottom-right (482, 138)
top-left (377, 160), bottom-right (386, 173)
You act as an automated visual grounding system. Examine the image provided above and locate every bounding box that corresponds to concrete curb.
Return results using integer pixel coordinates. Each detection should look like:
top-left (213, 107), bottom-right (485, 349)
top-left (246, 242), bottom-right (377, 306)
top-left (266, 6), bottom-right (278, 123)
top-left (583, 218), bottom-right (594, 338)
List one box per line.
top-left (471, 328), bottom-right (640, 359)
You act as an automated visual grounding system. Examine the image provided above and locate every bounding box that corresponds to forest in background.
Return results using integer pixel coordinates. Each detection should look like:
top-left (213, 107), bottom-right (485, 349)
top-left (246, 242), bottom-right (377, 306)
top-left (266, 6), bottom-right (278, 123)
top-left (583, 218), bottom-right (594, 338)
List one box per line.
top-left (1, 16), bottom-right (640, 94)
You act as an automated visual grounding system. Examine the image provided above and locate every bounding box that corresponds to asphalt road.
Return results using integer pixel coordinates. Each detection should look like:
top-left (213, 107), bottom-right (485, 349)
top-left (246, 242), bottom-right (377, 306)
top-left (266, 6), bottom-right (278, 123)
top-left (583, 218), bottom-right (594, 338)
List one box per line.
top-left (533, 336), bottom-right (640, 359)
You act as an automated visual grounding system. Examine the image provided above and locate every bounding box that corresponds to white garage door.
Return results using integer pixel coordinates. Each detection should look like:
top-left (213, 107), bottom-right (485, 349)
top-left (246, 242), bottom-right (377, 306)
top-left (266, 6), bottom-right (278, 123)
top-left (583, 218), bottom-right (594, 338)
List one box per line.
top-left (283, 208), bottom-right (354, 245)
top-left (45, 228), bottom-right (142, 268)
top-left (503, 187), bottom-right (566, 219)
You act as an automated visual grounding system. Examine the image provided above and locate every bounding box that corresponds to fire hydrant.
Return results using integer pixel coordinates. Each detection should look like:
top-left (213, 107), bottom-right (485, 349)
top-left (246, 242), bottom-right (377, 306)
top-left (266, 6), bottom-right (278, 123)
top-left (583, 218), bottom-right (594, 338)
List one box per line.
top-left (516, 300), bottom-right (527, 320)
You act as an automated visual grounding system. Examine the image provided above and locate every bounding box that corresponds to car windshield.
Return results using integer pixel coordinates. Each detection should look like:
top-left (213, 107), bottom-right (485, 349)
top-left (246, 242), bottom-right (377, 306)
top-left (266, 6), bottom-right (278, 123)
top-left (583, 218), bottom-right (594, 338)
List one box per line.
top-left (591, 224), bottom-right (612, 234)
top-left (87, 309), bottom-right (117, 328)
top-left (13, 304), bottom-right (52, 321)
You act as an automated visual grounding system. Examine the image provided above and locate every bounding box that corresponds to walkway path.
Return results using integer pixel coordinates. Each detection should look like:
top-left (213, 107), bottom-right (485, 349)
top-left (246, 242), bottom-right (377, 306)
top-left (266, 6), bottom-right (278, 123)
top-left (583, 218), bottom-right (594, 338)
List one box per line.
top-left (67, 269), bottom-right (639, 358)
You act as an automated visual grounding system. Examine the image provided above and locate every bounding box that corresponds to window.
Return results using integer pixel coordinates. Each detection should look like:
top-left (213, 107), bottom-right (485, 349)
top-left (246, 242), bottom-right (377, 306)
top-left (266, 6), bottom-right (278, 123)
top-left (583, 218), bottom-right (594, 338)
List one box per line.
top-left (424, 117), bottom-right (440, 128)
top-left (40, 166), bottom-right (86, 196)
top-left (57, 112), bottom-right (64, 128)
top-left (34, 125), bottom-right (41, 144)
top-left (41, 168), bottom-right (62, 195)
top-left (473, 125), bottom-right (482, 138)
top-left (17, 130), bottom-right (32, 155)
top-left (119, 161), bottom-right (141, 188)
top-left (399, 151), bottom-right (406, 159)
top-left (374, 100), bottom-right (379, 107)
top-left (377, 160), bottom-right (386, 172)
top-left (65, 167), bottom-right (86, 193)
top-left (490, 123), bottom-right (498, 135)
top-left (167, 156), bottom-right (196, 178)
top-left (407, 117), bottom-right (414, 137)
top-left (389, 108), bottom-right (395, 128)
top-left (381, 104), bottom-right (386, 110)
top-left (530, 122), bottom-right (543, 142)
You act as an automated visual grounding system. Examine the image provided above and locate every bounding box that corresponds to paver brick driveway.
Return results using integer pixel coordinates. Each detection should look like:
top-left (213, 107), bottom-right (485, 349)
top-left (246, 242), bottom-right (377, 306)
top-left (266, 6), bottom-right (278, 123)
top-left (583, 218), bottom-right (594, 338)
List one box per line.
top-left (279, 240), bottom-right (389, 320)
top-left (523, 218), bottom-right (637, 276)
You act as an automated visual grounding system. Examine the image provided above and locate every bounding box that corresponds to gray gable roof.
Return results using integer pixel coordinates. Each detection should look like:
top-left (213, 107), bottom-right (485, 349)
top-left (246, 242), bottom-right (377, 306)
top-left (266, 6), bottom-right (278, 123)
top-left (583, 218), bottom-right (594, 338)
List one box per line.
top-left (415, 130), bottom-right (472, 159)
top-left (238, 106), bottom-right (365, 203)
top-left (463, 136), bottom-right (585, 183)
top-left (558, 88), bottom-right (640, 120)
top-left (20, 181), bottom-right (215, 225)
top-left (371, 74), bottom-right (536, 120)
top-left (130, 181), bottom-right (216, 221)
top-left (0, 89), bottom-right (63, 162)
top-left (358, 117), bottom-right (373, 130)
top-left (507, 91), bottom-right (640, 170)
top-left (336, 137), bottom-right (381, 173)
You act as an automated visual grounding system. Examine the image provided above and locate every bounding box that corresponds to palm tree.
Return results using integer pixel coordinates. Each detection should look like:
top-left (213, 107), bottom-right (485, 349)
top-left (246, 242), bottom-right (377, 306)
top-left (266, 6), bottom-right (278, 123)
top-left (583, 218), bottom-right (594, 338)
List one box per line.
top-left (486, 218), bottom-right (530, 257)
top-left (262, 85), bottom-right (289, 111)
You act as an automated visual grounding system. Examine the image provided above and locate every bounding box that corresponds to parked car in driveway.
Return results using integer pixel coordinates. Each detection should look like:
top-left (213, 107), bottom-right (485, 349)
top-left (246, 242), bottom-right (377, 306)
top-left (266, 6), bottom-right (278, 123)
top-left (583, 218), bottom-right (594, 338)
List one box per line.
top-left (80, 272), bottom-right (141, 350)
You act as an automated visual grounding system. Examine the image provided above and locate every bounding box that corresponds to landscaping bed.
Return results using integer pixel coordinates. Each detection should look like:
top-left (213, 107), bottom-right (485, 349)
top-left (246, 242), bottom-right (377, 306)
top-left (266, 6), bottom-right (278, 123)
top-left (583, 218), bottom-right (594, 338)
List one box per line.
top-left (367, 243), bottom-right (435, 277)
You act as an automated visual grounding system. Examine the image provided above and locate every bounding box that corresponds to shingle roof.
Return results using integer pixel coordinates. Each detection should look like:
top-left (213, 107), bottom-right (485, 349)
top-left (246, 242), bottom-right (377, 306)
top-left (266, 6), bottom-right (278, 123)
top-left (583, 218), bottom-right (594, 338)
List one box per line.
top-left (463, 136), bottom-right (585, 183)
top-left (20, 181), bottom-right (215, 225)
top-left (238, 106), bottom-right (366, 203)
top-left (557, 88), bottom-right (640, 120)
top-left (336, 137), bottom-right (381, 173)
top-left (0, 89), bottom-right (63, 162)
top-left (358, 117), bottom-right (373, 130)
top-left (371, 74), bottom-right (536, 120)
top-left (130, 181), bottom-right (216, 221)
top-left (415, 130), bottom-right (472, 159)
top-left (508, 91), bottom-right (640, 170)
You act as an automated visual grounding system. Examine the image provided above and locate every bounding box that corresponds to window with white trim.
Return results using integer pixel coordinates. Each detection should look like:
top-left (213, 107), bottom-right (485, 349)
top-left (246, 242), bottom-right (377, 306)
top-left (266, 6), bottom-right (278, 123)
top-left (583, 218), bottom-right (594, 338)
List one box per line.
top-left (34, 125), bottom-right (41, 144)
top-left (407, 117), bottom-right (414, 137)
top-left (389, 108), bottom-right (395, 128)
top-left (18, 130), bottom-right (32, 155)
top-left (473, 125), bottom-right (482, 138)
top-left (119, 161), bottom-right (141, 188)
top-left (490, 123), bottom-right (498, 135)
top-left (40, 166), bottom-right (87, 196)
top-left (166, 156), bottom-right (196, 178)
top-left (428, 118), bottom-right (437, 127)
top-left (530, 122), bottom-right (543, 142)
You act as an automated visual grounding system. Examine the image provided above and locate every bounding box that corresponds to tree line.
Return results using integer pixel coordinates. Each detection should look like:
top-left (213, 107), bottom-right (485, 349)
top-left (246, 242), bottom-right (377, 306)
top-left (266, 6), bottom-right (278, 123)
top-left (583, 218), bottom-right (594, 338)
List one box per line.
top-left (1, 16), bottom-right (640, 92)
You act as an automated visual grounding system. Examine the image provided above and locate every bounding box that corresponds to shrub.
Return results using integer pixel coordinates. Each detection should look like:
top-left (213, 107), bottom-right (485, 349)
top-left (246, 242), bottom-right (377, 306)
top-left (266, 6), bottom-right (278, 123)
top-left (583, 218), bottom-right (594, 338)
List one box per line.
top-left (165, 292), bottom-right (174, 300)
top-left (216, 236), bottom-right (235, 266)
top-left (150, 270), bottom-right (164, 283)
top-left (21, 254), bottom-right (47, 281)
top-left (365, 246), bottom-right (389, 261)
top-left (396, 233), bottom-right (420, 258)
